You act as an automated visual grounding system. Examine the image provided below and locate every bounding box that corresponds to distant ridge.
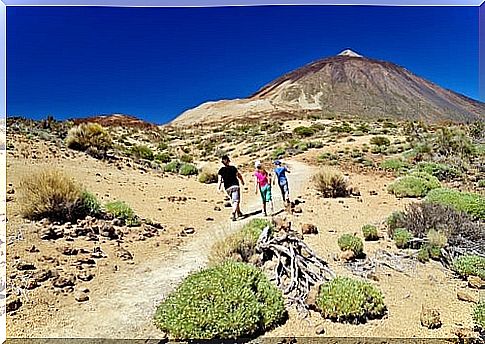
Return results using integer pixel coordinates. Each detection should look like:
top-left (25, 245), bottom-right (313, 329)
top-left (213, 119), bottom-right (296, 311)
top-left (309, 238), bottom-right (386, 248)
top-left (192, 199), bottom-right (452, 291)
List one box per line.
top-left (72, 114), bottom-right (158, 129)
top-left (171, 50), bottom-right (485, 126)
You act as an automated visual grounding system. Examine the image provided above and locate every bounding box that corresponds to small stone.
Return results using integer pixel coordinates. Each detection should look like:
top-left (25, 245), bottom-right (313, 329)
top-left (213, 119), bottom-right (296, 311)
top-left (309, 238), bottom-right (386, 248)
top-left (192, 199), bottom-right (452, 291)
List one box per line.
top-left (340, 250), bottom-right (355, 261)
top-left (206, 217), bottom-right (214, 221)
top-left (57, 246), bottom-right (79, 255)
top-left (6, 296), bottom-right (22, 313)
top-left (74, 292), bottom-right (89, 302)
top-left (315, 324), bottom-right (326, 335)
top-left (183, 227), bottom-right (195, 235)
top-left (77, 286), bottom-right (90, 293)
top-left (293, 206), bottom-right (303, 214)
top-left (16, 261), bottom-right (36, 271)
top-left (53, 274), bottom-right (76, 288)
top-left (33, 269), bottom-right (52, 283)
top-left (457, 290), bottom-right (478, 303)
top-left (214, 206), bottom-right (222, 211)
top-left (26, 245), bottom-right (39, 253)
top-left (420, 305), bottom-right (441, 329)
top-left (224, 202), bottom-right (232, 208)
top-left (117, 248), bottom-right (133, 261)
top-left (77, 271), bottom-right (94, 281)
top-left (301, 223), bottom-right (318, 235)
top-left (306, 283), bottom-right (322, 309)
top-left (467, 276), bottom-right (485, 289)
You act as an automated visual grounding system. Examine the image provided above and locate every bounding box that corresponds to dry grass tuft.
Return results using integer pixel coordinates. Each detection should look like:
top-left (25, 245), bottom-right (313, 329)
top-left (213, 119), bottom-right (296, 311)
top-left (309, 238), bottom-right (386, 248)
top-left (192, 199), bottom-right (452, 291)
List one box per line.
top-left (312, 168), bottom-right (350, 198)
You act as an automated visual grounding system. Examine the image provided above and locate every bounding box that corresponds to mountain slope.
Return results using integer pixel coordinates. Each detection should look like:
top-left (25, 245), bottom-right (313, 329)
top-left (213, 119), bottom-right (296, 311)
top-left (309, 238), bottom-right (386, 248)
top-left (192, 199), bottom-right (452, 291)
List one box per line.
top-left (171, 50), bottom-right (484, 126)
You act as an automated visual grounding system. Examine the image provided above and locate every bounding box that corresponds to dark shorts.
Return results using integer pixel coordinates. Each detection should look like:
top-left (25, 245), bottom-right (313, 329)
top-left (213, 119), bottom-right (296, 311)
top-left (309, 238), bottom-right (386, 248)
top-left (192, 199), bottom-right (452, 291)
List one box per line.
top-left (279, 182), bottom-right (289, 199)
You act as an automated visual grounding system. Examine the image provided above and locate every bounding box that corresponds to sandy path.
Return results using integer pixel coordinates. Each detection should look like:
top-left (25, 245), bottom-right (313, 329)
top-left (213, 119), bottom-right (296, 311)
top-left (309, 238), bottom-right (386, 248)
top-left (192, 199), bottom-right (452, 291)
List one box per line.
top-left (35, 160), bottom-right (312, 339)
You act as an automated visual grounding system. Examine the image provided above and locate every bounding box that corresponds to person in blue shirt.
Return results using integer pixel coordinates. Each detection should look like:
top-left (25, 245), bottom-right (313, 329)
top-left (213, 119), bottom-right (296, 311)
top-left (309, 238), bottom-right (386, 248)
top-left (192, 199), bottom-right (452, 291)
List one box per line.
top-left (272, 160), bottom-right (291, 210)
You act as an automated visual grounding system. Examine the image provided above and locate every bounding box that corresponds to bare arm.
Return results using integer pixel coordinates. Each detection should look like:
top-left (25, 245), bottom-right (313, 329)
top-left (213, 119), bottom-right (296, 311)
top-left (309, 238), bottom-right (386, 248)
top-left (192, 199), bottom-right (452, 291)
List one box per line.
top-left (217, 175), bottom-right (223, 192)
top-left (254, 176), bottom-right (259, 194)
top-left (237, 172), bottom-right (245, 186)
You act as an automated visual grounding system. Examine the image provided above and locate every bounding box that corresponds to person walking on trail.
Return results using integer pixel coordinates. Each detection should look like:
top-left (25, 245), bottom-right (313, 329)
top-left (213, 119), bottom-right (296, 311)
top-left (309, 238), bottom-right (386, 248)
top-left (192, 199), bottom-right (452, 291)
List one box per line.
top-left (273, 160), bottom-right (291, 211)
top-left (217, 155), bottom-right (245, 221)
top-left (254, 161), bottom-right (273, 217)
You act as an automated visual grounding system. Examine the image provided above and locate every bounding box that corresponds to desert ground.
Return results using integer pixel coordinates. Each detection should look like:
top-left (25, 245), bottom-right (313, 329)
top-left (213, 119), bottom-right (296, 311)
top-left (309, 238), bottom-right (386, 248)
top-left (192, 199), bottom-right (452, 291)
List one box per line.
top-left (4, 115), bottom-right (484, 340)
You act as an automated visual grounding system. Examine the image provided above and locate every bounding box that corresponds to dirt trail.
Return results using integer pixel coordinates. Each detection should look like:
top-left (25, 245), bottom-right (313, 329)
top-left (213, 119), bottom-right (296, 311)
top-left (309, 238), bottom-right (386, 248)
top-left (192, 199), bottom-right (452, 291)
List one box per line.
top-left (37, 160), bottom-right (313, 339)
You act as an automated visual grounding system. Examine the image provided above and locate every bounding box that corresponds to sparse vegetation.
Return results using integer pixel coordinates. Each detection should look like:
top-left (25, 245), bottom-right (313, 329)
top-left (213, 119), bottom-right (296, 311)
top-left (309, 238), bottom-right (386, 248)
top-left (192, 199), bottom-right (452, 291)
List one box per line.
top-left (392, 228), bottom-right (412, 249)
top-left (338, 234), bottom-right (364, 256)
top-left (66, 123), bottom-right (112, 157)
top-left (153, 261), bottom-right (286, 339)
top-left (370, 136), bottom-right (391, 147)
top-left (316, 277), bottom-right (386, 323)
top-left (130, 145), bottom-right (154, 161)
top-left (164, 161), bottom-right (181, 173)
top-left (414, 162), bottom-right (461, 181)
top-left (198, 169), bottom-right (218, 184)
top-left (180, 154), bottom-right (194, 163)
top-left (18, 168), bottom-right (89, 222)
top-left (179, 163), bottom-right (199, 176)
top-left (452, 255), bottom-right (485, 280)
top-left (209, 219), bottom-right (271, 265)
top-left (379, 158), bottom-right (409, 172)
top-left (473, 302), bottom-right (485, 331)
top-left (362, 225), bottom-right (379, 241)
top-left (425, 188), bottom-right (485, 220)
top-left (387, 172), bottom-right (440, 198)
top-left (105, 200), bottom-right (139, 226)
top-left (293, 126), bottom-right (315, 137)
top-left (313, 168), bottom-right (349, 197)
top-left (155, 152), bottom-right (172, 163)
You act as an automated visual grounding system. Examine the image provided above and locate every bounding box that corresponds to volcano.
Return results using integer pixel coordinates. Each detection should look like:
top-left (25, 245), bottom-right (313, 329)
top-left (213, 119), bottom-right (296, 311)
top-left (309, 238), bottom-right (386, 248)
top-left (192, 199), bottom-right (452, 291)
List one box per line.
top-left (171, 50), bottom-right (484, 126)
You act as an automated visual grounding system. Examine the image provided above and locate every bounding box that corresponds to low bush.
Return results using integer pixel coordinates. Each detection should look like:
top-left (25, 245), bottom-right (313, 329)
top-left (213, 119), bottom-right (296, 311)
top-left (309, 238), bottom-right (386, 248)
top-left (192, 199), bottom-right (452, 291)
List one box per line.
top-left (417, 247), bottom-right (430, 262)
top-left (18, 168), bottom-right (85, 222)
top-left (272, 147), bottom-right (286, 160)
top-left (155, 152), bottom-right (172, 163)
top-left (209, 219), bottom-right (271, 265)
top-left (198, 169), bottom-right (218, 184)
top-left (427, 229), bottom-right (447, 249)
top-left (393, 228), bottom-right (413, 249)
top-left (164, 161), bottom-right (181, 173)
top-left (154, 261), bottom-right (286, 339)
top-left (473, 302), bottom-right (485, 331)
top-left (293, 126), bottom-right (315, 137)
top-left (66, 123), bottom-right (112, 156)
top-left (379, 158), bottom-right (409, 172)
top-left (316, 277), bottom-right (386, 323)
top-left (387, 172), bottom-right (440, 198)
top-left (362, 225), bottom-right (379, 241)
top-left (338, 234), bottom-right (364, 257)
top-left (386, 211), bottom-right (406, 236)
top-left (425, 188), bottom-right (485, 220)
top-left (180, 154), bottom-right (194, 163)
top-left (452, 255), bottom-right (485, 280)
top-left (370, 136), bottom-right (391, 147)
top-left (79, 191), bottom-right (102, 217)
top-left (415, 162), bottom-right (461, 181)
top-left (130, 145), bottom-right (154, 161)
top-left (105, 200), bottom-right (139, 226)
top-left (313, 168), bottom-right (349, 198)
top-left (179, 163), bottom-right (199, 176)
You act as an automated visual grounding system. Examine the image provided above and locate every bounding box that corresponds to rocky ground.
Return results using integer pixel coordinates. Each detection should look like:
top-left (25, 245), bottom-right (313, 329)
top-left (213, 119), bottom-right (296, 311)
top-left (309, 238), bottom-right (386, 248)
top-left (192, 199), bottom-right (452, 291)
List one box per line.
top-left (4, 116), bottom-right (484, 340)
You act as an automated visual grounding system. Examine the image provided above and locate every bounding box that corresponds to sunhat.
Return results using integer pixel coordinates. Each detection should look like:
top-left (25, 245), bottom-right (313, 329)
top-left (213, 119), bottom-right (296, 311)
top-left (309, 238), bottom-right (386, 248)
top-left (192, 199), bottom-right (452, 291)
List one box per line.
top-left (255, 160), bottom-right (262, 168)
top-left (274, 160), bottom-right (282, 165)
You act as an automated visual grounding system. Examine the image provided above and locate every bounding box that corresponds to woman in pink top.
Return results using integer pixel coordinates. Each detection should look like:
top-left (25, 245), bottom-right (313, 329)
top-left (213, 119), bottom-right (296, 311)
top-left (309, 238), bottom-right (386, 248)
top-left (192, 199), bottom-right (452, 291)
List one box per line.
top-left (254, 161), bottom-right (273, 216)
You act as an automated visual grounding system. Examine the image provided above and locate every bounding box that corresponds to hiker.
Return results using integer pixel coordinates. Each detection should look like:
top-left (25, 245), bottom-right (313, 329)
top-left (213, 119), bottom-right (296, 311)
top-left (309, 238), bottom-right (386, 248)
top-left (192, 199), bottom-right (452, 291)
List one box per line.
top-left (217, 155), bottom-right (245, 221)
top-left (254, 160), bottom-right (273, 217)
top-left (273, 160), bottom-right (291, 210)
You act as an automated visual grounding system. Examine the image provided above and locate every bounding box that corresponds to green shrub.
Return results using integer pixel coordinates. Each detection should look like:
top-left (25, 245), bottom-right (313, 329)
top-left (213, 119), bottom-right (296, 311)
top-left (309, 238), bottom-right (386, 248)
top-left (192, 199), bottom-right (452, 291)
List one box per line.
top-left (158, 142), bottom-right (169, 150)
top-left (330, 123), bottom-right (353, 133)
top-left (379, 158), bottom-right (409, 172)
top-left (313, 168), bottom-right (349, 198)
top-left (66, 123), bottom-right (112, 154)
top-left (425, 188), bottom-right (485, 220)
top-left (452, 255), bottom-right (485, 280)
top-left (105, 200), bottom-right (139, 226)
top-left (415, 162), bottom-right (461, 181)
top-left (180, 154), bottom-right (194, 163)
top-left (198, 169), bottom-right (218, 184)
top-left (316, 277), bottom-right (386, 323)
top-left (18, 168), bottom-right (85, 222)
top-left (393, 228), bottom-right (412, 249)
top-left (370, 136), bottom-right (391, 147)
top-left (293, 126), bottom-right (315, 137)
top-left (362, 225), bottom-right (379, 241)
top-left (164, 161), bottom-right (181, 173)
top-left (154, 261), bottom-right (286, 339)
top-left (473, 302), bottom-right (485, 330)
top-left (387, 172), bottom-right (440, 198)
top-left (130, 145), bottom-right (154, 161)
top-left (79, 191), bottom-right (101, 217)
top-left (417, 247), bottom-right (430, 263)
top-left (337, 234), bottom-right (364, 256)
top-left (209, 219), bottom-right (271, 265)
top-left (272, 147), bottom-right (286, 160)
top-left (179, 163), bottom-right (198, 176)
top-left (478, 180), bottom-right (485, 188)
top-left (155, 152), bottom-right (172, 163)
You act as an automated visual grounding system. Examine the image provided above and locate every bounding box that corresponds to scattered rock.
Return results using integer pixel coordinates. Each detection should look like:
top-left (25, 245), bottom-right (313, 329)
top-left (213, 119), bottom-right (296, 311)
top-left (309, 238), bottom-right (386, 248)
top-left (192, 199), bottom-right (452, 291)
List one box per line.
top-left (25, 279), bottom-right (39, 290)
top-left (206, 217), bottom-right (214, 221)
top-left (315, 324), bottom-right (326, 335)
top-left (272, 216), bottom-right (291, 232)
top-left (306, 283), bottom-right (322, 309)
top-left (420, 305), bottom-right (441, 329)
top-left (293, 206), bottom-right (303, 214)
top-left (467, 276), bottom-right (485, 289)
top-left (340, 250), bottom-right (355, 261)
top-left (369, 190), bottom-right (378, 196)
top-left (248, 254), bottom-right (261, 266)
top-left (57, 246), bottom-right (79, 255)
top-left (301, 223), bottom-right (318, 235)
top-left (77, 271), bottom-right (94, 282)
top-left (77, 286), bottom-right (90, 293)
top-left (452, 326), bottom-right (476, 340)
top-left (6, 296), bottom-right (22, 313)
top-left (224, 202), bottom-right (232, 208)
top-left (39, 226), bottom-right (63, 240)
top-left (457, 290), bottom-right (477, 303)
top-left (33, 269), bottom-right (52, 283)
top-left (16, 261), bottom-right (36, 271)
top-left (53, 274), bottom-right (76, 288)
top-left (214, 206), bottom-right (222, 211)
top-left (117, 248), bottom-right (133, 261)
top-left (183, 227), bottom-right (195, 235)
top-left (26, 245), bottom-right (40, 253)
top-left (74, 292), bottom-right (89, 302)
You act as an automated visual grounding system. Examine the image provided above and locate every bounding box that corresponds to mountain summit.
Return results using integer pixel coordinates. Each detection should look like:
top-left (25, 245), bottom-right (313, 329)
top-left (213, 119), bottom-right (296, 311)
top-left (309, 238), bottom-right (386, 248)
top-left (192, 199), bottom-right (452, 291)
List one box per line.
top-left (171, 51), bottom-right (484, 126)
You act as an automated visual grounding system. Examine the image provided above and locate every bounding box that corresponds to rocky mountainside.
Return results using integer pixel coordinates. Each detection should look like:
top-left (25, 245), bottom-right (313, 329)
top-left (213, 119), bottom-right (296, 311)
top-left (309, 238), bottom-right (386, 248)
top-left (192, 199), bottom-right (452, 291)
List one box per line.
top-left (72, 114), bottom-right (158, 129)
top-left (171, 50), bottom-right (485, 126)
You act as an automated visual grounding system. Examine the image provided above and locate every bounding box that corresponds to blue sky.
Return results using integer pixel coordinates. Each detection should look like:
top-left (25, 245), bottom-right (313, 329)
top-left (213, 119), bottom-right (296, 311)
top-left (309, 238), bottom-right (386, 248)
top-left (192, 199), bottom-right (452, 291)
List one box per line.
top-left (7, 6), bottom-right (479, 124)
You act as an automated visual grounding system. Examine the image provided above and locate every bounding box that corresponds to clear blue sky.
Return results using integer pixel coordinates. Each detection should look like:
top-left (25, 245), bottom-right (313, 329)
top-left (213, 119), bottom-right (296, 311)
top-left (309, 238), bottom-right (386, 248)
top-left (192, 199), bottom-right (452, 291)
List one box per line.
top-left (7, 6), bottom-right (479, 124)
